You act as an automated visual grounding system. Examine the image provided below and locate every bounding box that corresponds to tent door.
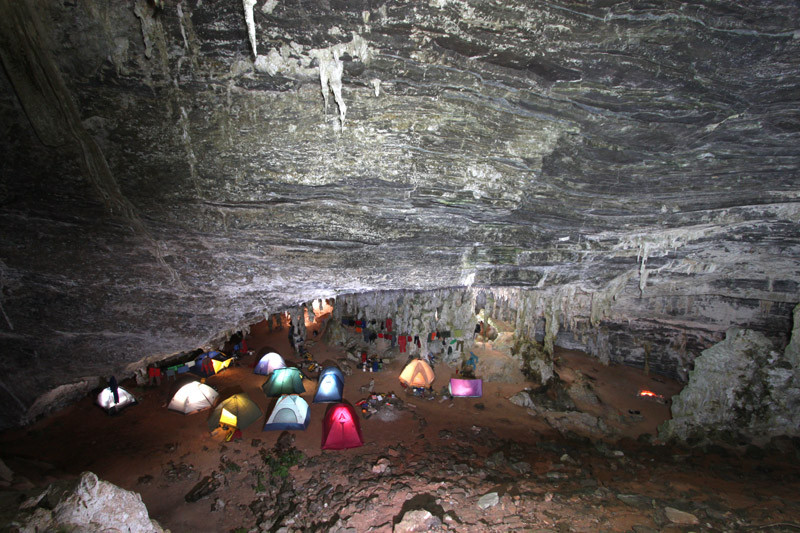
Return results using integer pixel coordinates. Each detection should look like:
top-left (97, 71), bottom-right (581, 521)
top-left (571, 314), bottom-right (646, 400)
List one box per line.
top-left (274, 408), bottom-right (298, 424)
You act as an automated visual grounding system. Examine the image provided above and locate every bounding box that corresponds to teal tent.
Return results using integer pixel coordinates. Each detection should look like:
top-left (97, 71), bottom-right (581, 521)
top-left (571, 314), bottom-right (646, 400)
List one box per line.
top-left (262, 367), bottom-right (305, 397)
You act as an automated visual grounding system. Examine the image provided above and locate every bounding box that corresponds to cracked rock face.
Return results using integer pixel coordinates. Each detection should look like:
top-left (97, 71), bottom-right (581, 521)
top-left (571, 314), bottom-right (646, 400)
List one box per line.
top-left (0, 0), bottom-right (799, 430)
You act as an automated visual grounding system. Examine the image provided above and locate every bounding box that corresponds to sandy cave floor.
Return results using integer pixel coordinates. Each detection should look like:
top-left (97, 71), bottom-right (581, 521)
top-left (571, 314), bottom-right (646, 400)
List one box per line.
top-left (1, 319), bottom-right (800, 533)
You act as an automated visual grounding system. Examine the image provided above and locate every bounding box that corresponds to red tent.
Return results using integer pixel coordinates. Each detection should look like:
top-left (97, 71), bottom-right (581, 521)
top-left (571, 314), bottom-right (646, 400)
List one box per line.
top-left (321, 403), bottom-right (364, 450)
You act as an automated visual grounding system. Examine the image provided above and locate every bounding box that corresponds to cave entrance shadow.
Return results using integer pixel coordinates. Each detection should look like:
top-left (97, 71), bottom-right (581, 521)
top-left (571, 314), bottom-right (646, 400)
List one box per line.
top-left (392, 493), bottom-right (450, 527)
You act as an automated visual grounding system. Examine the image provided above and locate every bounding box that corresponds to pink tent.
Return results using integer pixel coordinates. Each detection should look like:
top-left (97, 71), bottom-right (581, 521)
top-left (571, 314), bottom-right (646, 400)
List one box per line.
top-left (321, 403), bottom-right (364, 450)
top-left (449, 378), bottom-right (483, 398)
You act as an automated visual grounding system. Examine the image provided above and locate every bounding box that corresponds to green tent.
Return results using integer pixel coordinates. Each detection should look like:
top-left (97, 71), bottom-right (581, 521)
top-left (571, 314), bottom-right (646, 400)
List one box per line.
top-left (262, 367), bottom-right (305, 397)
top-left (207, 393), bottom-right (262, 430)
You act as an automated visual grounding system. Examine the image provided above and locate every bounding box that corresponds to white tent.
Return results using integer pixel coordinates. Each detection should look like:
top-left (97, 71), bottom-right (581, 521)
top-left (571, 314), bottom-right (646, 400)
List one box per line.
top-left (254, 351), bottom-right (287, 375)
top-left (263, 394), bottom-right (310, 431)
top-left (168, 381), bottom-right (219, 414)
top-left (96, 386), bottom-right (137, 413)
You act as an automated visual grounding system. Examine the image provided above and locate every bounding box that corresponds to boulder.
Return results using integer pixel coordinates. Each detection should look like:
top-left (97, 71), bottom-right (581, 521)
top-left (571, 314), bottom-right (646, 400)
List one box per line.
top-left (664, 507), bottom-right (699, 525)
top-left (475, 350), bottom-right (526, 384)
top-left (11, 471), bottom-right (164, 533)
top-left (393, 509), bottom-right (441, 533)
top-left (477, 492), bottom-right (499, 509)
top-left (660, 328), bottom-right (800, 444)
top-left (509, 390), bottom-right (535, 409)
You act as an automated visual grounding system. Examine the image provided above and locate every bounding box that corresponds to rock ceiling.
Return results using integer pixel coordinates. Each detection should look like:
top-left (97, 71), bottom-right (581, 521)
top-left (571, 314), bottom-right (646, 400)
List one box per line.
top-left (0, 0), bottom-right (798, 429)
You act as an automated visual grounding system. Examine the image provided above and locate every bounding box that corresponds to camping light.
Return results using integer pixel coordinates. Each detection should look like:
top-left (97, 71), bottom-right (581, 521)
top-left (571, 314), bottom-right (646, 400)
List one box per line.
top-left (637, 389), bottom-right (665, 403)
top-left (220, 407), bottom-right (237, 427)
top-left (319, 377), bottom-right (337, 395)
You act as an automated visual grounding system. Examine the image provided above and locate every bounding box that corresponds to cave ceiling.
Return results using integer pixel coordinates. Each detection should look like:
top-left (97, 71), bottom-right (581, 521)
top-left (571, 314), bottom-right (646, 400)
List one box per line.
top-left (0, 0), bottom-right (798, 428)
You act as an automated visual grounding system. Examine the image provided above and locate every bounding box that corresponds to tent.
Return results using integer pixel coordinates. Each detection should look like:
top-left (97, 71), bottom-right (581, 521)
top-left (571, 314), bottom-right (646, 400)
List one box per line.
top-left (263, 394), bottom-right (310, 431)
top-left (254, 352), bottom-right (286, 376)
top-left (449, 378), bottom-right (483, 398)
top-left (321, 403), bottom-right (364, 450)
top-left (168, 381), bottom-right (219, 414)
top-left (96, 386), bottom-right (136, 414)
top-left (262, 367), bottom-right (305, 397)
top-left (190, 351), bottom-right (233, 377)
top-left (399, 359), bottom-right (435, 388)
top-left (207, 393), bottom-right (262, 430)
top-left (313, 366), bottom-right (344, 403)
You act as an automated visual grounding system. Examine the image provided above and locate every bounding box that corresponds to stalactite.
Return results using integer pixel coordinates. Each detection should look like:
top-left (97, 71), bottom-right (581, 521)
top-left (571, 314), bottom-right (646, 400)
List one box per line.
top-left (243, 0), bottom-right (258, 58)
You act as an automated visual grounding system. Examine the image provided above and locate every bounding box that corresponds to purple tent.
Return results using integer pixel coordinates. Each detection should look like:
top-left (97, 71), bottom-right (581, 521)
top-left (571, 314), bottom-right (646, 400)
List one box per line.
top-left (449, 378), bottom-right (483, 398)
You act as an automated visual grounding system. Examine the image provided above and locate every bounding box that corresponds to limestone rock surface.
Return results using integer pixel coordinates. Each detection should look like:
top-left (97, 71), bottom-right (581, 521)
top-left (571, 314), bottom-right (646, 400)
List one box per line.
top-left (11, 471), bottom-right (165, 533)
top-left (660, 327), bottom-right (800, 444)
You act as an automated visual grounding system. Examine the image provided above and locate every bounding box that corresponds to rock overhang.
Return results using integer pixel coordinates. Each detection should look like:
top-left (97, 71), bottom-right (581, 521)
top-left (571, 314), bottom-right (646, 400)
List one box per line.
top-left (0, 0), bottom-right (798, 430)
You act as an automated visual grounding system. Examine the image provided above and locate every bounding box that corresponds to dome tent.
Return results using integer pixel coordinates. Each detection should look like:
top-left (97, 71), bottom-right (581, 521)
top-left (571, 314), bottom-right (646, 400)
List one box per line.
top-left (190, 351), bottom-right (233, 378)
top-left (313, 366), bottom-right (344, 403)
top-left (254, 351), bottom-right (286, 376)
top-left (262, 367), bottom-right (305, 397)
top-left (96, 386), bottom-right (137, 414)
top-left (207, 393), bottom-right (262, 430)
top-left (321, 402), bottom-right (364, 450)
top-left (263, 394), bottom-right (310, 431)
top-left (168, 381), bottom-right (219, 414)
top-left (399, 359), bottom-right (435, 388)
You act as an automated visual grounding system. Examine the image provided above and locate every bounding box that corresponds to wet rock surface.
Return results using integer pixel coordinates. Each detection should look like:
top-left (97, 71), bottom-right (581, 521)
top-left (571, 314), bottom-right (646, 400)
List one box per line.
top-left (0, 0), bottom-right (799, 432)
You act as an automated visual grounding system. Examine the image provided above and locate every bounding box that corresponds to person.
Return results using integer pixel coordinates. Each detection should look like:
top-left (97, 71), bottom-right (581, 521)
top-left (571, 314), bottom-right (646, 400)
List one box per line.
top-left (148, 366), bottom-right (162, 386)
top-left (108, 375), bottom-right (119, 404)
top-left (474, 321), bottom-right (484, 340)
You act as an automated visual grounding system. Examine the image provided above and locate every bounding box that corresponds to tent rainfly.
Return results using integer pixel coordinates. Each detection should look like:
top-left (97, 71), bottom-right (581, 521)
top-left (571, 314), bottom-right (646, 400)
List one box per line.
top-left (262, 367), bottom-right (305, 397)
top-left (398, 359), bottom-right (435, 388)
top-left (263, 394), bottom-right (310, 431)
top-left (168, 381), bottom-right (219, 414)
top-left (313, 366), bottom-right (345, 403)
top-left (96, 386), bottom-right (137, 414)
top-left (207, 393), bottom-right (262, 430)
top-left (254, 352), bottom-right (287, 376)
top-left (449, 378), bottom-right (483, 398)
top-left (321, 403), bottom-right (364, 450)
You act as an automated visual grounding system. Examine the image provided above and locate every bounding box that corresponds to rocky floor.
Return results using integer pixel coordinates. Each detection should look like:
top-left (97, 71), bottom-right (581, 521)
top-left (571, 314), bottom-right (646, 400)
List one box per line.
top-left (178, 427), bottom-right (800, 532)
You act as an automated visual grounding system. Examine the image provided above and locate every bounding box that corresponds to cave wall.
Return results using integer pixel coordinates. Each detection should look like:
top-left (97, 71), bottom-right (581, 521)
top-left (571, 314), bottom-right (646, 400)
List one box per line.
top-left (0, 0), bottom-right (798, 430)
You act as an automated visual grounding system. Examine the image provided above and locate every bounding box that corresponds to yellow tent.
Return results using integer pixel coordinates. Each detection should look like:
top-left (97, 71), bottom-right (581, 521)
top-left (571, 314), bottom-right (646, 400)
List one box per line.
top-left (399, 359), bottom-right (435, 388)
top-left (211, 357), bottom-right (232, 374)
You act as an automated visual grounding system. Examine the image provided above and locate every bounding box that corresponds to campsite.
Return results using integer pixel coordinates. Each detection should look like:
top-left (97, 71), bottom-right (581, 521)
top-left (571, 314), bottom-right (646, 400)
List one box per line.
top-left (1, 315), bottom-right (800, 532)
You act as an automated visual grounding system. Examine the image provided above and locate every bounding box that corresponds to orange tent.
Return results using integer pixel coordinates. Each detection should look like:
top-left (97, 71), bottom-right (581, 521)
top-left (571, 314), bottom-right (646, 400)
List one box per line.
top-left (399, 359), bottom-right (435, 388)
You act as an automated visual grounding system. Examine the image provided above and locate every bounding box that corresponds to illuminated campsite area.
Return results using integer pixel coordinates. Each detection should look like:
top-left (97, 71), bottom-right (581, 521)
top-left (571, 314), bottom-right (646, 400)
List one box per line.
top-left (2, 1), bottom-right (800, 529)
top-left (1, 308), bottom-right (799, 533)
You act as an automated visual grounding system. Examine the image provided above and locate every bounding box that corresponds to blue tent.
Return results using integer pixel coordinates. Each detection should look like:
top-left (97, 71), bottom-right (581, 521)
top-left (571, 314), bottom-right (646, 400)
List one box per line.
top-left (190, 351), bottom-right (232, 377)
top-left (263, 395), bottom-right (310, 431)
top-left (313, 366), bottom-right (344, 403)
top-left (262, 367), bottom-right (305, 397)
